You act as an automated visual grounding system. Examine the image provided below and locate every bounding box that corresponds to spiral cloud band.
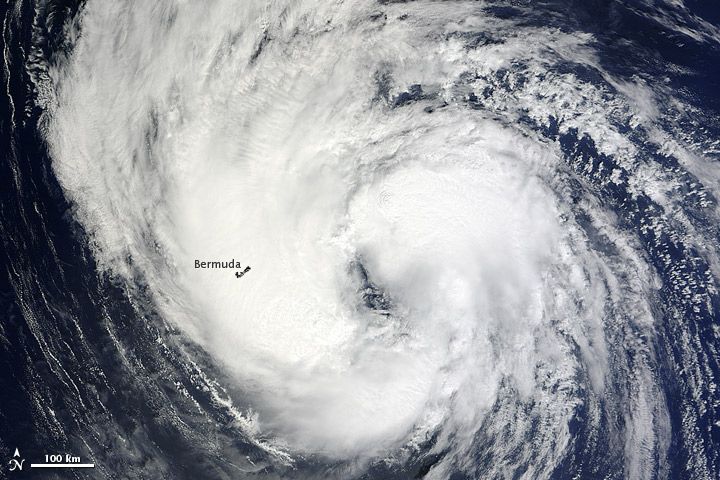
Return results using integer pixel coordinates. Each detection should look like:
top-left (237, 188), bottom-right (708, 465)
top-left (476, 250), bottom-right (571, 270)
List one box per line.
top-left (29, 0), bottom-right (720, 478)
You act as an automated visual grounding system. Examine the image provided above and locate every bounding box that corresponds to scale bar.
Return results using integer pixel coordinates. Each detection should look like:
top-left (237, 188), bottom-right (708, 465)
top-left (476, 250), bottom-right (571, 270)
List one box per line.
top-left (31, 463), bottom-right (95, 468)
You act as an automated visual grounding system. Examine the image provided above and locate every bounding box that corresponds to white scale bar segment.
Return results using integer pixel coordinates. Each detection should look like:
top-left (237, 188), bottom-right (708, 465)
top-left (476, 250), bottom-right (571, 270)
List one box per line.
top-left (31, 463), bottom-right (95, 468)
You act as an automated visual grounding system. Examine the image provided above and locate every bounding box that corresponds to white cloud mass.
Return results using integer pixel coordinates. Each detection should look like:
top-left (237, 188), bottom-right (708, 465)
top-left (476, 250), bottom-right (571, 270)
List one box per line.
top-left (40, 0), bottom-right (710, 478)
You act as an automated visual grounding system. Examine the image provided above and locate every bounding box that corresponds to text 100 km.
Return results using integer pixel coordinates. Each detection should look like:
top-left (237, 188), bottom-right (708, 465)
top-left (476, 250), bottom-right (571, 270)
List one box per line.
top-left (45, 454), bottom-right (81, 463)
